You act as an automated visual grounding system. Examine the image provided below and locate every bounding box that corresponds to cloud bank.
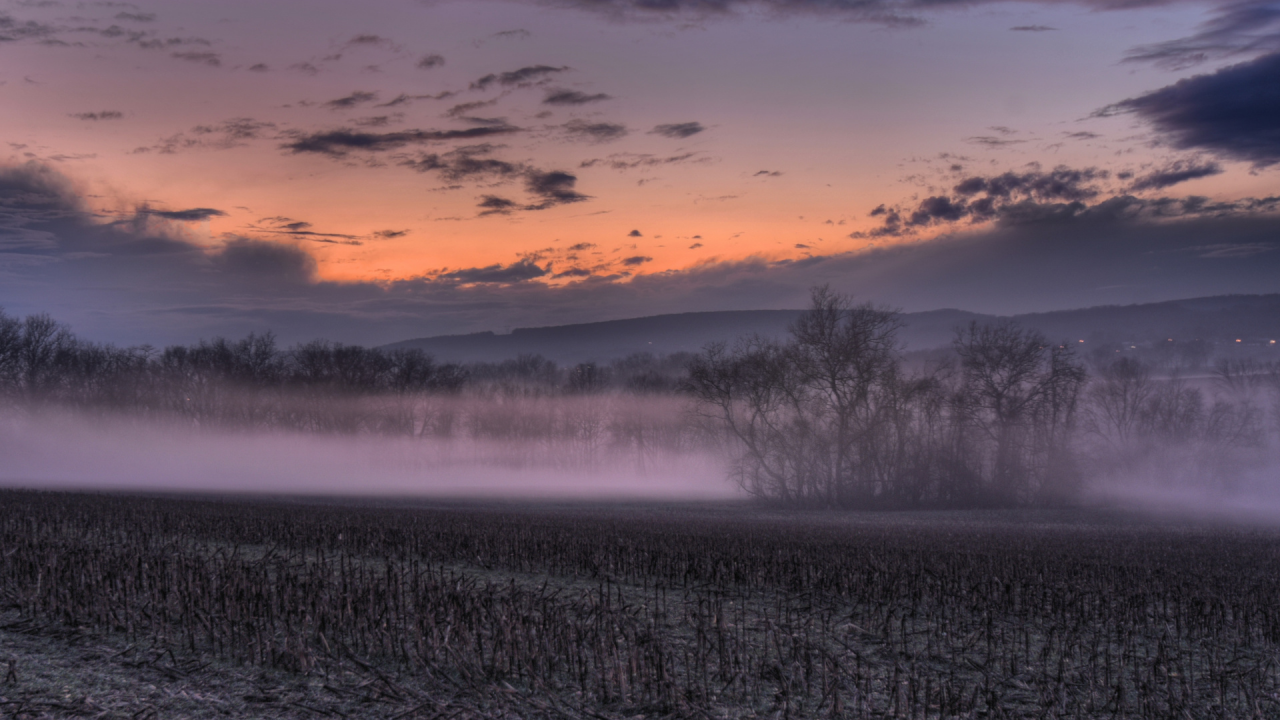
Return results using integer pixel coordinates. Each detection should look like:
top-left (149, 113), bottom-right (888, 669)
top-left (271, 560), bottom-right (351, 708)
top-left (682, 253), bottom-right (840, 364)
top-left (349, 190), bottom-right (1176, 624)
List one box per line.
top-left (1104, 52), bottom-right (1280, 168)
top-left (3, 161), bottom-right (1280, 349)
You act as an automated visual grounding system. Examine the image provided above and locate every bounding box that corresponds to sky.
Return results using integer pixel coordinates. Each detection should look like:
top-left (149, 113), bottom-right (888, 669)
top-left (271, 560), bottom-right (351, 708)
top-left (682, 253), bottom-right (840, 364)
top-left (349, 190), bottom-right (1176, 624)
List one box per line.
top-left (1, 0), bottom-right (1278, 346)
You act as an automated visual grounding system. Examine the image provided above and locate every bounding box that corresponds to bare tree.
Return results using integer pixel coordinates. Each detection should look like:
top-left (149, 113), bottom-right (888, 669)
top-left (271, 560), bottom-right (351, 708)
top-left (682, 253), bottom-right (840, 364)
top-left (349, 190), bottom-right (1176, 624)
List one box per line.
top-left (688, 287), bottom-right (906, 506)
top-left (18, 314), bottom-right (73, 400)
top-left (954, 322), bottom-right (1085, 504)
top-left (0, 310), bottom-right (22, 399)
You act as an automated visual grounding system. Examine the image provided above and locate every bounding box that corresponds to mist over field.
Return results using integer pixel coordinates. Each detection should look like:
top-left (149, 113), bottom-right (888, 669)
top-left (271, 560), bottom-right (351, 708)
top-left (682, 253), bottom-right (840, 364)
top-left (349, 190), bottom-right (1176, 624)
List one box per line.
top-left (0, 407), bottom-right (736, 500)
top-left (3, 405), bottom-right (1279, 523)
top-left (1, 296), bottom-right (1279, 522)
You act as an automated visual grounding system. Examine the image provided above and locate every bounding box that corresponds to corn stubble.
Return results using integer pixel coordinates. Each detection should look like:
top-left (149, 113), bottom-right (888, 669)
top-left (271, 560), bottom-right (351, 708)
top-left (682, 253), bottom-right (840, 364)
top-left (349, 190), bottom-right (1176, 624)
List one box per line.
top-left (1, 492), bottom-right (1279, 719)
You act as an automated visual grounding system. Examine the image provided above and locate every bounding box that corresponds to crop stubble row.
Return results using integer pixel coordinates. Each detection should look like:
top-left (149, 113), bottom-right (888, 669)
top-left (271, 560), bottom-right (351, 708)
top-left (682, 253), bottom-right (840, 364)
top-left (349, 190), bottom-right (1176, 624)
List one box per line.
top-left (1, 492), bottom-right (1279, 718)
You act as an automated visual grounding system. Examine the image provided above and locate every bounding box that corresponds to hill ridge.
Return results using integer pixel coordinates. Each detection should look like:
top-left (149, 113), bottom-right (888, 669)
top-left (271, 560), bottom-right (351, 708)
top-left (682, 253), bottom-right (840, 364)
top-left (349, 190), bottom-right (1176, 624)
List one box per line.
top-left (382, 294), bottom-right (1280, 364)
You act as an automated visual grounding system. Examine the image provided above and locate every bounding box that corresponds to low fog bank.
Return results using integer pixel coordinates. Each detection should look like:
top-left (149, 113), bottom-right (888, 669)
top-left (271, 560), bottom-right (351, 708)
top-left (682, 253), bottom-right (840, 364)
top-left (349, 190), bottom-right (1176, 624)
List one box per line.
top-left (1084, 484), bottom-right (1280, 527)
top-left (2, 299), bottom-right (1279, 519)
top-left (1080, 447), bottom-right (1280, 526)
top-left (0, 410), bottom-right (739, 500)
top-left (5, 406), bottom-right (1280, 522)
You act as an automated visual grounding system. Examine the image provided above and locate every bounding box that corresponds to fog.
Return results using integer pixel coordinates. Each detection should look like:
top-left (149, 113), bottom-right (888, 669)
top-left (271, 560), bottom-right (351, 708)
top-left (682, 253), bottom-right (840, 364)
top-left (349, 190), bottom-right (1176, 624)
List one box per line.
top-left (0, 409), bottom-right (739, 500)
top-left (1079, 441), bottom-right (1280, 526)
top-left (6, 408), bottom-right (1280, 525)
top-left (2, 302), bottom-right (1278, 519)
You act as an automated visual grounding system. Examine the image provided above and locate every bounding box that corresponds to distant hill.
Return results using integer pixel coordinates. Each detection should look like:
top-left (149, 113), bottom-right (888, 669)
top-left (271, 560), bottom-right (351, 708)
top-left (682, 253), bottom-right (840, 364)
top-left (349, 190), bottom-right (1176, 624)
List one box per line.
top-left (383, 295), bottom-right (1280, 364)
top-left (382, 308), bottom-right (989, 363)
top-left (1008, 295), bottom-right (1280, 345)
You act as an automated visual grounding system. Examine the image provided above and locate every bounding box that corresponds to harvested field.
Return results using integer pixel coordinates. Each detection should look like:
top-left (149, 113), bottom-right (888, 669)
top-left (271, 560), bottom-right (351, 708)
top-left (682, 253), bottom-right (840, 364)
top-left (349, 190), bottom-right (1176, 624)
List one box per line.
top-left (1, 491), bottom-right (1278, 718)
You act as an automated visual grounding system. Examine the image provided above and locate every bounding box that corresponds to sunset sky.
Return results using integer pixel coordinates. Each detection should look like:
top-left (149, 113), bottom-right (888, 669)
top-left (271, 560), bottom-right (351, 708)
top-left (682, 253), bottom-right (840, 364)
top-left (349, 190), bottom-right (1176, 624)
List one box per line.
top-left (2, 0), bottom-right (1278, 345)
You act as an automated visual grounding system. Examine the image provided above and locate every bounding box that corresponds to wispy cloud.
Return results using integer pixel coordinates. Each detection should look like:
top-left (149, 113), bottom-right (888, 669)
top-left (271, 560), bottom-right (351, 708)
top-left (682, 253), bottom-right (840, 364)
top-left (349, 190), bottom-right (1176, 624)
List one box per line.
top-left (470, 64), bottom-right (568, 91)
top-left (561, 119), bottom-right (628, 143)
top-left (281, 125), bottom-right (521, 156)
top-left (324, 90), bottom-right (378, 110)
top-left (69, 110), bottom-right (123, 121)
top-left (543, 89), bottom-right (612, 105)
top-left (1129, 159), bottom-right (1223, 191)
top-left (650, 122), bottom-right (704, 138)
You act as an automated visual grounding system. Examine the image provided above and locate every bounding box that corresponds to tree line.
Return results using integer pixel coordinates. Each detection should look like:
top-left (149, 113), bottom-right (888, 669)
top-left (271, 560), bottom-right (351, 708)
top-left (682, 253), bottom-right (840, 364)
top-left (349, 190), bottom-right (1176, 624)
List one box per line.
top-left (688, 287), bottom-right (1276, 508)
top-left (2, 298), bottom-right (1274, 506)
top-left (0, 309), bottom-right (693, 447)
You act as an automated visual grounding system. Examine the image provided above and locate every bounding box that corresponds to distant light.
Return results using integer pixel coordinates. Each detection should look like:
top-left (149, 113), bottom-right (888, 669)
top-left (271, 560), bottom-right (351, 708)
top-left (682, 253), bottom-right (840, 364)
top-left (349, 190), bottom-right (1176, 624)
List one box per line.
top-left (1167, 338), bottom-right (1173, 342)
top-left (1078, 340), bottom-right (1084, 343)
top-left (1130, 345), bottom-right (1136, 349)
top-left (1237, 339), bottom-right (1242, 343)
top-left (1272, 340), bottom-right (1277, 345)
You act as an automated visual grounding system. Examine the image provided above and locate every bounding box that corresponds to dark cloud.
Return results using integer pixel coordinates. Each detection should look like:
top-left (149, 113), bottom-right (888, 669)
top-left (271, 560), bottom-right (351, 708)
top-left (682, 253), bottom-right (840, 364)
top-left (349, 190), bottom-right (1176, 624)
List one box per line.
top-left (553, 267), bottom-right (592, 278)
top-left (248, 63), bottom-right (269, 72)
top-left (171, 51), bottom-right (220, 66)
top-left (965, 135), bottom-right (1024, 147)
top-left (524, 170), bottom-right (589, 209)
top-left (795, 243), bottom-right (810, 249)
top-left (908, 195), bottom-right (968, 226)
top-left (1010, 25), bottom-right (1055, 31)
top-left (621, 255), bottom-right (651, 266)
top-left (0, 13), bottom-right (56, 42)
top-left (477, 195), bottom-right (518, 216)
top-left (139, 207), bottom-right (227, 222)
top-left (650, 122), bottom-right (704, 138)
top-left (399, 146), bottom-right (593, 214)
top-left (400, 145), bottom-right (524, 182)
top-left (543, 89), bottom-right (612, 105)
top-left (1064, 131), bottom-right (1101, 140)
top-left (377, 91), bottom-right (455, 108)
top-left (69, 111), bottom-right (123, 121)
top-left (1128, 159), bottom-right (1223, 191)
top-left (561, 119), bottom-right (628, 143)
top-left (0, 162), bottom-right (322, 322)
top-left (864, 165), bottom-right (1114, 235)
top-left (689, 242), bottom-right (703, 249)
top-left (470, 65), bottom-right (568, 91)
top-left (437, 259), bottom-right (547, 283)
top-left (540, 0), bottom-right (927, 26)
top-left (532, 0), bottom-right (1244, 28)
top-left (347, 34), bottom-right (392, 46)
top-left (281, 125), bottom-right (520, 156)
top-left (1101, 52), bottom-right (1280, 167)
top-left (417, 53), bottom-right (445, 69)
top-left (579, 152), bottom-right (700, 171)
top-left (953, 165), bottom-right (1106, 201)
top-left (567, 242), bottom-right (596, 251)
top-left (137, 118), bottom-right (276, 154)
top-left (114, 12), bottom-right (155, 22)
top-left (212, 237), bottom-right (317, 282)
top-left (753, 170), bottom-right (782, 177)
top-left (372, 229), bottom-right (409, 239)
top-left (251, 217), bottom-right (362, 245)
top-left (291, 62), bottom-right (320, 75)
top-left (865, 168), bottom-right (1279, 235)
top-left (194, 118), bottom-right (275, 142)
top-left (627, 229), bottom-right (642, 237)
top-left (1124, 1), bottom-right (1280, 70)
top-left (324, 90), bottom-right (378, 110)
top-left (445, 99), bottom-right (504, 124)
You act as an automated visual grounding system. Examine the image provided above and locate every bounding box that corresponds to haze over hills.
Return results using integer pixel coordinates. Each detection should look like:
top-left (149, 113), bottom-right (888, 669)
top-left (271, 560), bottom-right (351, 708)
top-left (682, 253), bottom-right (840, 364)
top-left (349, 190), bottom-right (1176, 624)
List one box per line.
top-left (384, 295), bottom-right (1280, 364)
